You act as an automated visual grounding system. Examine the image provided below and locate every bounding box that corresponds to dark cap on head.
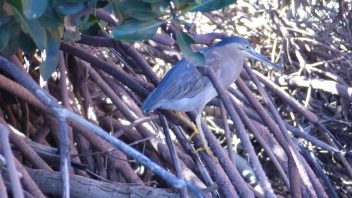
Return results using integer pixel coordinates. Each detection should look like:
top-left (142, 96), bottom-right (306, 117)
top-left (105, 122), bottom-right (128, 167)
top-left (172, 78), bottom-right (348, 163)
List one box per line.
top-left (213, 36), bottom-right (251, 48)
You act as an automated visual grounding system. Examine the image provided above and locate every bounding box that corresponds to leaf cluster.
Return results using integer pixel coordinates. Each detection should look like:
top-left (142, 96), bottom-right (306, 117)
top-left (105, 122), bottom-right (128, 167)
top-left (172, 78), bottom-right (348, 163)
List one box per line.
top-left (0, 0), bottom-right (235, 79)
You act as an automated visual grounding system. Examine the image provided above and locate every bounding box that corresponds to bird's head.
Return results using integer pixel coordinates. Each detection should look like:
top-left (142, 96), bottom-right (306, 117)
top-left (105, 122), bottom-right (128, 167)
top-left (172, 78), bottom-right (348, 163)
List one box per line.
top-left (214, 36), bottom-right (280, 70)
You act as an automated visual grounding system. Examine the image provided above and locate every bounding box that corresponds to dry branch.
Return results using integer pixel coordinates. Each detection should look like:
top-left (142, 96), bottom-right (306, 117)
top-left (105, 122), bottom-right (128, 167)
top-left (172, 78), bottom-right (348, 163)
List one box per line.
top-left (27, 169), bottom-right (179, 198)
top-left (0, 1), bottom-right (351, 197)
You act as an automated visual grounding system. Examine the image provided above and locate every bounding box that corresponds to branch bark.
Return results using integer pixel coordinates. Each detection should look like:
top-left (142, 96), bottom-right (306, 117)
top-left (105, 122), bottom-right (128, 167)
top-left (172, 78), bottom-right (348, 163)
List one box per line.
top-left (28, 169), bottom-right (179, 198)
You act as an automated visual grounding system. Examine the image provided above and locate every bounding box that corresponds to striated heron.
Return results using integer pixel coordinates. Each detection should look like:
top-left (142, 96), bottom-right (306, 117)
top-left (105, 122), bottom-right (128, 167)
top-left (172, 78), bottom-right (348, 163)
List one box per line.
top-left (142, 36), bottom-right (278, 155)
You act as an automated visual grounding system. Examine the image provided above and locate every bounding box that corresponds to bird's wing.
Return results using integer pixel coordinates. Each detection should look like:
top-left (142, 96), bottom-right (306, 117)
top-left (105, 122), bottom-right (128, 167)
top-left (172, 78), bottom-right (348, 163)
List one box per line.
top-left (143, 59), bottom-right (212, 110)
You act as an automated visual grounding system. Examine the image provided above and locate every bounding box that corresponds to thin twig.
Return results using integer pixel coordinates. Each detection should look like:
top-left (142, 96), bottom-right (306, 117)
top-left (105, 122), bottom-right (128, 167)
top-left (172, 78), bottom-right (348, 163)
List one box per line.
top-left (219, 101), bottom-right (235, 165)
top-left (230, 96), bottom-right (290, 188)
top-left (243, 63), bottom-right (317, 197)
top-left (60, 42), bottom-right (149, 97)
top-left (0, 124), bottom-right (24, 198)
top-left (0, 56), bottom-right (205, 198)
top-left (253, 70), bottom-right (352, 177)
top-left (159, 114), bottom-right (188, 198)
top-left (0, 173), bottom-right (7, 198)
top-left (59, 119), bottom-right (71, 198)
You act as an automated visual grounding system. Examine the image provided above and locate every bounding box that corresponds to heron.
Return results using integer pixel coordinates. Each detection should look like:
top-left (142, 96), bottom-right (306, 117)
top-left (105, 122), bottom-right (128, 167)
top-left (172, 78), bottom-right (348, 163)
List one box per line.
top-left (142, 36), bottom-right (278, 155)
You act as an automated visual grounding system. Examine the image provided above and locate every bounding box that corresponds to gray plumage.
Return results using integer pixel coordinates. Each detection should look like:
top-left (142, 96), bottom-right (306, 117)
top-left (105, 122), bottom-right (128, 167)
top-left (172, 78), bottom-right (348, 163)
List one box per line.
top-left (143, 36), bottom-right (277, 114)
top-left (142, 35), bottom-right (278, 157)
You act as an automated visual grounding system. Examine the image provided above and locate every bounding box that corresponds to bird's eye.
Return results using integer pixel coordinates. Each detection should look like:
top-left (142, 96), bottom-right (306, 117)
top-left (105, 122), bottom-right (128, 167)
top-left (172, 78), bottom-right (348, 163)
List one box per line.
top-left (245, 45), bottom-right (250, 49)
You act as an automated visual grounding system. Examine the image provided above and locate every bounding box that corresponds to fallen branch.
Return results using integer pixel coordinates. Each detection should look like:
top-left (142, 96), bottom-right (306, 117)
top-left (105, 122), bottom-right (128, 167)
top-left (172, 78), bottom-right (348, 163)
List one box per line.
top-left (27, 169), bottom-right (179, 198)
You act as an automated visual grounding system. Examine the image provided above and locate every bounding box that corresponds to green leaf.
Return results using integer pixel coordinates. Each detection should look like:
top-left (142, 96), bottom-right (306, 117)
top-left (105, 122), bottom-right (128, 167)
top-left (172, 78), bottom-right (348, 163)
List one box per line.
top-left (38, 9), bottom-right (63, 28)
top-left (22, 0), bottom-right (47, 20)
top-left (175, 29), bottom-right (205, 66)
top-left (80, 23), bottom-right (101, 36)
top-left (79, 14), bottom-right (98, 31)
top-left (95, 0), bottom-right (109, 8)
top-left (142, 0), bottom-right (160, 3)
top-left (0, 23), bottom-right (10, 50)
top-left (19, 33), bottom-right (36, 53)
top-left (65, 0), bottom-right (85, 3)
top-left (151, 0), bottom-right (169, 15)
top-left (12, 6), bottom-right (47, 49)
top-left (0, 19), bottom-right (21, 56)
top-left (97, 19), bottom-right (108, 30)
top-left (110, 2), bottom-right (125, 22)
top-left (40, 32), bottom-right (60, 80)
top-left (191, 0), bottom-right (235, 12)
top-left (1, 35), bottom-right (20, 57)
top-left (63, 28), bottom-right (81, 42)
top-left (112, 19), bottom-right (163, 41)
top-left (9, 0), bottom-right (21, 9)
top-left (0, 13), bottom-right (10, 26)
top-left (173, 0), bottom-right (192, 10)
top-left (56, 2), bottom-right (85, 15)
top-left (117, 0), bottom-right (157, 21)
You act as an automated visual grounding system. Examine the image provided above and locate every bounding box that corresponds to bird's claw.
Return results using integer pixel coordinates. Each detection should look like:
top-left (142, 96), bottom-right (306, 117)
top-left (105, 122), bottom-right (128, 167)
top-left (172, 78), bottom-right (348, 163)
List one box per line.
top-left (174, 112), bottom-right (218, 161)
top-left (195, 146), bottom-right (218, 162)
top-left (188, 128), bottom-right (198, 141)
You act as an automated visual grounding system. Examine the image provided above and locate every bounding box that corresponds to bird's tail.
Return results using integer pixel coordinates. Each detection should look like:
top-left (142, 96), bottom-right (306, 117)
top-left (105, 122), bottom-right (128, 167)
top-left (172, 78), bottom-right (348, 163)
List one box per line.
top-left (142, 98), bottom-right (158, 113)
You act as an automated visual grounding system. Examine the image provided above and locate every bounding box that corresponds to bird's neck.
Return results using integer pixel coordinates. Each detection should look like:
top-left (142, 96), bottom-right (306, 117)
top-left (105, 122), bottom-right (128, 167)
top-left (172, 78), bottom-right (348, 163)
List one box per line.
top-left (204, 46), bottom-right (244, 88)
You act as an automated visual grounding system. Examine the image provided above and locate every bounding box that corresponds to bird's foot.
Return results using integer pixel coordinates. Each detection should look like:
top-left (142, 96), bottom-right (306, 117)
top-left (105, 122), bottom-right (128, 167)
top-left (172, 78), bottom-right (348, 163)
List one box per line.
top-left (188, 128), bottom-right (199, 141)
top-left (189, 125), bottom-right (218, 161)
top-left (174, 112), bottom-right (218, 161)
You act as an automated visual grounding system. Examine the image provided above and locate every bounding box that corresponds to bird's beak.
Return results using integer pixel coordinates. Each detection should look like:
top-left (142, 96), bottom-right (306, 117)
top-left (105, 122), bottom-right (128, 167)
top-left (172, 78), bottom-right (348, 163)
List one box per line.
top-left (247, 48), bottom-right (281, 70)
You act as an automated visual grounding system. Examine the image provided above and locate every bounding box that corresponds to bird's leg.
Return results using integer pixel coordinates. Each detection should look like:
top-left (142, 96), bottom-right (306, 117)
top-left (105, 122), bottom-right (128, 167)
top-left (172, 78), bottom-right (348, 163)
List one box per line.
top-left (194, 114), bottom-right (214, 158)
top-left (174, 112), bottom-right (200, 142)
top-left (175, 113), bottom-right (215, 158)
top-left (174, 112), bottom-right (199, 141)
top-left (175, 112), bottom-right (195, 131)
